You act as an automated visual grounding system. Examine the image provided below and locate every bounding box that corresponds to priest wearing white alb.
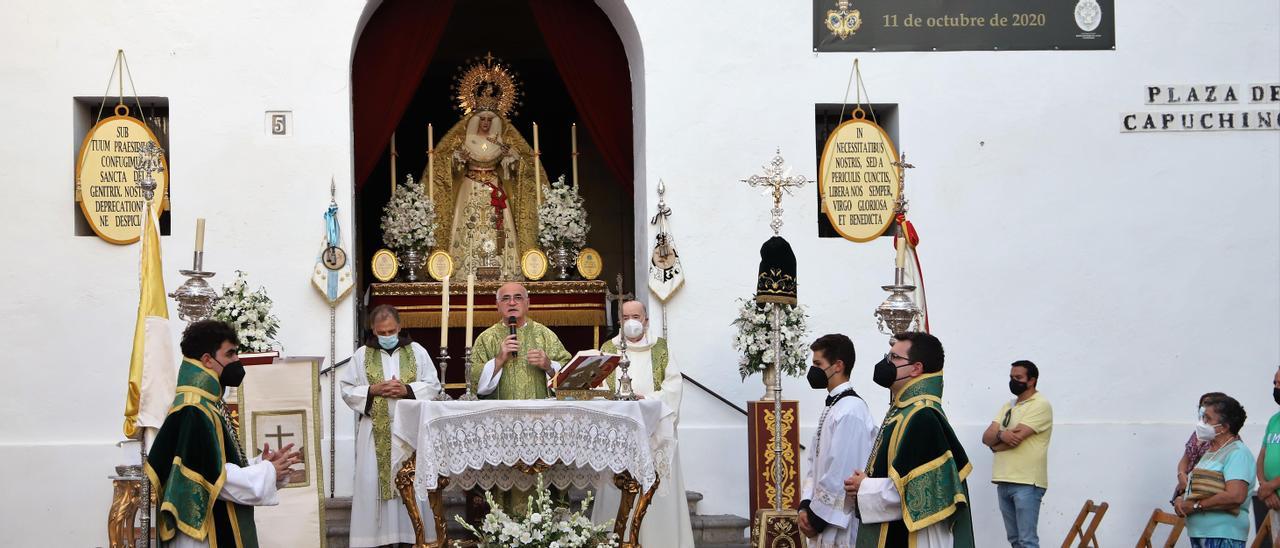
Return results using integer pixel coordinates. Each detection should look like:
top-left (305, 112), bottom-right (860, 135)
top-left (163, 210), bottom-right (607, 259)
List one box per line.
top-left (340, 305), bottom-right (442, 548)
top-left (591, 300), bottom-right (696, 547)
top-left (798, 334), bottom-right (877, 548)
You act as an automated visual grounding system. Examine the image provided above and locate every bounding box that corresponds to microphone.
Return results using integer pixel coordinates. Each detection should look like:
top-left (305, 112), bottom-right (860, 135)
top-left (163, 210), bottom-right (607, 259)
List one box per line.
top-left (507, 316), bottom-right (518, 358)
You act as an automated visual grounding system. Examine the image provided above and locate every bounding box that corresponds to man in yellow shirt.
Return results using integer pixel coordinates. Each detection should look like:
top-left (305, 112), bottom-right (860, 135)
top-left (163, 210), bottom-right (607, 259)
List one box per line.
top-left (981, 360), bottom-right (1053, 548)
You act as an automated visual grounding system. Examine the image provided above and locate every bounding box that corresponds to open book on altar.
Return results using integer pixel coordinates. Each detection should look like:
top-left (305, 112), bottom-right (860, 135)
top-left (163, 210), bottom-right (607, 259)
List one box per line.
top-left (548, 350), bottom-right (622, 390)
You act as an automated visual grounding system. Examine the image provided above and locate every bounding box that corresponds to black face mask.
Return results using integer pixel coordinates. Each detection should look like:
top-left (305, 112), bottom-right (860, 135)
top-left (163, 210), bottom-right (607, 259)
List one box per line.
top-left (873, 358), bottom-right (909, 388)
top-left (807, 366), bottom-right (833, 389)
top-left (217, 358), bottom-right (246, 388)
top-left (1273, 387), bottom-right (1280, 406)
top-left (1009, 379), bottom-right (1028, 396)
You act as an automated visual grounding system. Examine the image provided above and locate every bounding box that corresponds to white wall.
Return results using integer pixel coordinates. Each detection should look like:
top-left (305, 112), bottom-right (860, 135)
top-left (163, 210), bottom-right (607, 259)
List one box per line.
top-left (0, 1), bottom-right (1277, 546)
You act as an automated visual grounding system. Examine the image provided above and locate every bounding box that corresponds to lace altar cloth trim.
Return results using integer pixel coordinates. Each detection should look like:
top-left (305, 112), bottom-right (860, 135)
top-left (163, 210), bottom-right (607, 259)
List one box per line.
top-left (392, 400), bottom-right (674, 500)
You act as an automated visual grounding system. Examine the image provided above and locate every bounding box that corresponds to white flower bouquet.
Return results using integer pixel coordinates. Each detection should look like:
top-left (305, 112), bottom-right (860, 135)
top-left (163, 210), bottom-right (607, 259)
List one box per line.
top-left (454, 475), bottom-right (617, 548)
top-left (731, 297), bottom-right (809, 379)
top-left (537, 175), bottom-right (590, 252)
top-left (210, 270), bottom-right (281, 353)
top-left (381, 174), bottom-right (437, 252)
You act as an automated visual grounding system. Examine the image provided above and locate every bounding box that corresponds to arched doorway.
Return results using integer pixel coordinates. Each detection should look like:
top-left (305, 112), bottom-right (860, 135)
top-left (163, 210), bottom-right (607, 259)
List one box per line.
top-left (348, 0), bottom-right (638, 354)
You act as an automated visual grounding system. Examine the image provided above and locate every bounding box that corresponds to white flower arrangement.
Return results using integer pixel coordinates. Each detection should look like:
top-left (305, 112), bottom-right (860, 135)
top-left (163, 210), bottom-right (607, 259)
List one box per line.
top-left (731, 297), bottom-right (810, 379)
top-left (210, 270), bottom-right (281, 353)
top-left (454, 475), bottom-right (617, 548)
top-left (381, 174), bottom-right (437, 252)
top-left (537, 175), bottom-right (590, 252)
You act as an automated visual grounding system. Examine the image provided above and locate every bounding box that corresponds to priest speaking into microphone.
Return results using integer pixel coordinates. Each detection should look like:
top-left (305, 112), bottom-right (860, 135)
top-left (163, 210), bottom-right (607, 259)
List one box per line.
top-left (469, 281), bottom-right (572, 400)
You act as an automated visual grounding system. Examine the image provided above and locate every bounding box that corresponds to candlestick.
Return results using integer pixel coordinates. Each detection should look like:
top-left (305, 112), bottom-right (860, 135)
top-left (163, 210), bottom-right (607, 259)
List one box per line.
top-left (464, 274), bottom-right (475, 346)
top-left (571, 123), bottom-right (579, 189)
top-left (459, 347), bottom-right (478, 401)
top-left (440, 275), bottom-right (450, 348)
top-left (435, 346), bottom-right (452, 401)
top-left (533, 122), bottom-right (541, 204)
top-left (390, 132), bottom-right (398, 194)
top-left (194, 218), bottom-right (205, 253)
top-left (427, 124), bottom-right (434, 201)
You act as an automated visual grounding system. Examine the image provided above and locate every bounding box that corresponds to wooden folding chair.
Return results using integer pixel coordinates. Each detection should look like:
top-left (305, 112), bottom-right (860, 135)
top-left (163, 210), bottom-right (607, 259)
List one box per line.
top-left (1135, 509), bottom-right (1185, 548)
top-left (1252, 510), bottom-right (1274, 548)
top-left (1061, 499), bottom-right (1108, 547)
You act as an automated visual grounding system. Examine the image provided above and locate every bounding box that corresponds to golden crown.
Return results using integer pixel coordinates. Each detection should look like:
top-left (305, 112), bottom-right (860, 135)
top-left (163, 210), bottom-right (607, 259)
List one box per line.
top-left (453, 52), bottom-right (521, 118)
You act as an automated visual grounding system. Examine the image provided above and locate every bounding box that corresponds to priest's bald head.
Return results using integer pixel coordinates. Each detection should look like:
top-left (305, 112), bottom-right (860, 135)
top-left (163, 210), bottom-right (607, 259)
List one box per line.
top-left (496, 282), bottom-right (530, 326)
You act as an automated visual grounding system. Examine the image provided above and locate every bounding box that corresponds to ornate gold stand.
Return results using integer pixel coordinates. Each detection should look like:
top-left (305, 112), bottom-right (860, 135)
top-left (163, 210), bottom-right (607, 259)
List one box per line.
top-left (612, 470), bottom-right (661, 548)
top-left (396, 452), bottom-right (449, 548)
top-left (396, 453), bottom-right (661, 548)
top-left (107, 476), bottom-right (143, 548)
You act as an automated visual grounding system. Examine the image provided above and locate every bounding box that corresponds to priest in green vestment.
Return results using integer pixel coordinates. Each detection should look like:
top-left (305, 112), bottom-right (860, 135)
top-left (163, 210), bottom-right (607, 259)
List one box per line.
top-left (846, 331), bottom-right (975, 548)
top-left (470, 282), bottom-right (572, 399)
top-left (145, 320), bottom-right (300, 548)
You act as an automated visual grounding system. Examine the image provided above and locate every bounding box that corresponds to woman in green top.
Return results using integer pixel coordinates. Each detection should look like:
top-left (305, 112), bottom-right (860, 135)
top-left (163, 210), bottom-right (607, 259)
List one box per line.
top-left (1174, 395), bottom-right (1254, 548)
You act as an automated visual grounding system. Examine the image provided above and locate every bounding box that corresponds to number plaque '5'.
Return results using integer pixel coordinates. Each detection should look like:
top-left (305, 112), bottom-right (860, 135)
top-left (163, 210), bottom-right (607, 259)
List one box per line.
top-left (266, 111), bottom-right (292, 136)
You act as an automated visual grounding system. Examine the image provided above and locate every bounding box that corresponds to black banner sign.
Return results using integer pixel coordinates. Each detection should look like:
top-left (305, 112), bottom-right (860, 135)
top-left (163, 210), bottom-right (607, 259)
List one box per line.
top-left (814, 0), bottom-right (1115, 52)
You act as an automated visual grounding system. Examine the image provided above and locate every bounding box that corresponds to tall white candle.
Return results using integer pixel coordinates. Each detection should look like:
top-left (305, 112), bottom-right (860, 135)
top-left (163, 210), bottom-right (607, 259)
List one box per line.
top-left (427, 124), bottom-right (434, 201)
top-left (533, 122), bottom-right (541, 204)
top-left (440, 275), bottom-right (451, 348)
top-left (390, 132), bottom-right (398, 194)
top-left (895, 233), bottom-right (907, 269)
top-left (464, 274), bottom-right (475, 346)
top-left (194, 218), bottom-right (206, 253)
top-left (571, 123), bottom-right (579, 189)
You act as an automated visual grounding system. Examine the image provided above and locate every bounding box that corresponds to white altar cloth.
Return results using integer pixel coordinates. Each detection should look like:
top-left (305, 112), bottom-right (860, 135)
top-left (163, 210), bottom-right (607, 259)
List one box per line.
top-left (391, 399), bottom-right (674, 500)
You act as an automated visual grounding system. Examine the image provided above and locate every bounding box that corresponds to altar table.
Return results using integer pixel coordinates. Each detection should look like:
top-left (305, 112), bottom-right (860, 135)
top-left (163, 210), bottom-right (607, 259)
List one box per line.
top-left (391, 399), bottom-right (674, 547)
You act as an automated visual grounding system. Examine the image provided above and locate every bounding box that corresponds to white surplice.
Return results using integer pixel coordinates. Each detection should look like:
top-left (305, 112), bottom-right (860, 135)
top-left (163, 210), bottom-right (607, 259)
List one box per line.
top-left (341, 342), bottom-right (441, 548)
top-left (590, 333), bottom-right (695, 547)
top-left (856, 478), bottom-right (954, 547)
top-left (801, 381), bottom-right (877, 548)
top-left (167, 459), bottom-right (279, 548)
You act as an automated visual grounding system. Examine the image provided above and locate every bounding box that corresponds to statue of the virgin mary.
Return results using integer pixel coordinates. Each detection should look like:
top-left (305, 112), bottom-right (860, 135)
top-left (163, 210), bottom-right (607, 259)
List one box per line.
top-left (424, 55), bottom-right (548, 279)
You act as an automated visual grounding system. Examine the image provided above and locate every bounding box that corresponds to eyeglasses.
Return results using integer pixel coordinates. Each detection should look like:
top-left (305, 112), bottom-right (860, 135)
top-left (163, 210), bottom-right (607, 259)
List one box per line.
top-left (884, 352), bottom-right (910, 364)
top-left (1002, 409), bottom-right (1013, 428)
top-left (498, 294), bottom-right (526, 303)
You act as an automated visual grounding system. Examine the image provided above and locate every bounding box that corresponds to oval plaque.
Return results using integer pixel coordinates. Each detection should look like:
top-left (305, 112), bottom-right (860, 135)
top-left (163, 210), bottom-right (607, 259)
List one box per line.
top-left (75, 109), bottom-right (168, 244)
top-left (427, 251), bottom-right (454, 281)
top-left (521, 249), bottom-right (549, 281)
top-left (371, 249), bottom-right (399, 282)
top-left (575, 247), bottom-right (603, 280)
top-left (818, 117), bottom-right (901, 243)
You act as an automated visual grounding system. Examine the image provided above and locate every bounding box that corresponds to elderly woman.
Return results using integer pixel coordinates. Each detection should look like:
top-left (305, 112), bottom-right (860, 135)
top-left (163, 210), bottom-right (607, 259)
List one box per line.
top-left (1176, 392), bottom-right (1229, 500)
top-left (1174, 395), bottom-right (1255, 548)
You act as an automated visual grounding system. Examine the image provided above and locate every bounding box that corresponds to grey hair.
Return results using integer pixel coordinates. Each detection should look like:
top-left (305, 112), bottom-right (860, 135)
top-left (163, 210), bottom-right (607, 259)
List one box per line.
top-left (495, 282), bottom-right (529, 300)
top-left (368, 304), bottom-right (401, 326)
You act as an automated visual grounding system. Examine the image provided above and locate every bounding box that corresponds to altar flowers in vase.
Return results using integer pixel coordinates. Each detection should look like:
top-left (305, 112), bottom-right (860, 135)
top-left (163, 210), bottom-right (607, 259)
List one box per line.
top-left (537, 175), bottom-right (590, 279)
top-left (211, 270), bottom-right (281, 353)
top-left (455, 474), bottom-right (617, 548)
top-left (381, 174), bottom-right (438, 281)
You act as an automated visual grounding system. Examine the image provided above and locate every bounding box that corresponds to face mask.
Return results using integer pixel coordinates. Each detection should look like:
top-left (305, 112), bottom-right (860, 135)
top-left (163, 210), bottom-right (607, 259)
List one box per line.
top-left (1009, 379), bottom-right (1028, 396)
top-left (1273, 388), bottom-right (1280, 406)
top-left (1194, 420), bottom-right (1219, 443)
top-left (807, 366), bottom-right (833, 389)
top-left (622, 319), bottom-right (645, 341)
top-left (873, 357), bottom-right (910, 388)
top-left (378, 333), bottom-right (400, 350)
top-left (217, 358), bottom-right (246, 388)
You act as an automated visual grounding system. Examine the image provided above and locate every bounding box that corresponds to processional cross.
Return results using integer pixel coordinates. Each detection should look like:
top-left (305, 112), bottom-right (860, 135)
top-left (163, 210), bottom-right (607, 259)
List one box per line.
top-left (741, 148), bottom-right (812, 235)
top-left (605, 273), bottom-right (634, 328)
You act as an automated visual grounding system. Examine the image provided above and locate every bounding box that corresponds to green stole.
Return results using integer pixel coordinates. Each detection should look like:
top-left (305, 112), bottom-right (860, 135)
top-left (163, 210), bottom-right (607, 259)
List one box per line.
top-left (602, 337), bottom-right (668, 392)
top-left (145, 359), bottom-right (258, 548)
top-left (469, 320), bottom-right (572, 400)
top-left (855, 372), bottom-right (975, 548)
top-left (365, 345), bottom-right (417, 499)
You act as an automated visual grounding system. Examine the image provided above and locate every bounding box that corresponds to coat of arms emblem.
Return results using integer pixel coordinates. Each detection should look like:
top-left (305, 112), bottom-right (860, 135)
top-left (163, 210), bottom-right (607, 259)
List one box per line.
top-left (1074, 0), bottom-right (1102, 32)
top-left (826, 0), bottom-right (863, 40)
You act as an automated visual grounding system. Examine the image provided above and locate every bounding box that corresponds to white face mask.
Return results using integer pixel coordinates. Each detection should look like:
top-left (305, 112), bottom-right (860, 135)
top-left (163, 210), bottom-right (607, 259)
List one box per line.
top-left (622, 319), bottom-right (645, 341)
top-left (1195, 420), bottom-right (1219, 443)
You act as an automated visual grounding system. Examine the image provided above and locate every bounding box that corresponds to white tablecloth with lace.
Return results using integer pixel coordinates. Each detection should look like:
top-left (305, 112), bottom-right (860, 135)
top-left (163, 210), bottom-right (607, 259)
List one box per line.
top-left (391, 399), bottom-right (674, 500)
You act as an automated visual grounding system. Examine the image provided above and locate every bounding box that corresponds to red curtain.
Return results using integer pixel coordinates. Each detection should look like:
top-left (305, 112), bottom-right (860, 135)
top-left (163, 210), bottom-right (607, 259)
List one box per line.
top-left (529, 0), bottom-right (635, 192)
top-left (352, 0), bottom-right (456, 190)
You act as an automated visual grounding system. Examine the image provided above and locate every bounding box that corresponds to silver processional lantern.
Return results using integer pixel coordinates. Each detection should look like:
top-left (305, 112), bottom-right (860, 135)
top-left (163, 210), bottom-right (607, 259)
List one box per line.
top-left (874, 155), bottom-right (922, 339)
